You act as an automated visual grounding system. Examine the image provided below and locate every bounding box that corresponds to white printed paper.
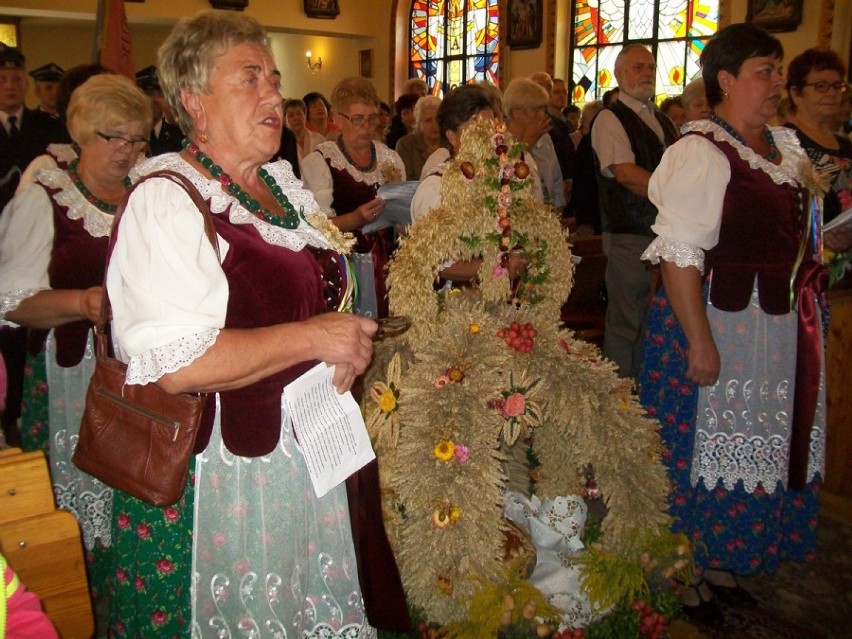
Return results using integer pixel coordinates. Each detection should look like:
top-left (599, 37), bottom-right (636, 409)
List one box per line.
top-left (283, 362), bottom-right (375, 498)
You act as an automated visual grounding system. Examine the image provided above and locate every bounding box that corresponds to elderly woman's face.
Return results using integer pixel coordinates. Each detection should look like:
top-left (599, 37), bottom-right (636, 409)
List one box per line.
top-left (194, 42), bottom-right (282, 162)
top-left (684, 94), bottom-right (711, 122)
top-left (336, 100), bottom-right (380, 151)
top-left (81, 119), bottom-right (148, 183)
top-left (793, 68), bottom-right (846, 124)
top-left (285, 106), bottom-right (306, 134)
top-left (401, 107), bottom-right (416, 131)
top-left (722, 55), bottom-right (784, 125)
top-left (307, 99), bottom-right (328, 124)
top-left (418, 105), bottom-right (440, 143)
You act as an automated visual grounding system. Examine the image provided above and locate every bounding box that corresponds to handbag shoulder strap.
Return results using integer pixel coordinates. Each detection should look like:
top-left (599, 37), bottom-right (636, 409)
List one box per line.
top-left (94, 169), bottom-right (221, 359)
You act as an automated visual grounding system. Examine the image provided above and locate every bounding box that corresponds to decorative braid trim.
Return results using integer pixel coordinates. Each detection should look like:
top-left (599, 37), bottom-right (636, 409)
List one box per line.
top-left (125, 328), bottom-right (219, 385)
top-left (682, 120), bottom-right (808, 188)
top-left (35, 168), bottom-right (114, 237)
top-left (642, 237), bottom-right (705, 273)
top-left (130, 155), bottom-right (337, 252)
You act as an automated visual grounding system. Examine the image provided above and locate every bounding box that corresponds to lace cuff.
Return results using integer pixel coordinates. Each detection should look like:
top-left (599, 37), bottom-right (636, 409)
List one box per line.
top-left (125, 328), bottom-right (220, 385)
top-left (641, 236), bottom-right (705, 274)
top-left (1, 288), bottom-right (44, 326)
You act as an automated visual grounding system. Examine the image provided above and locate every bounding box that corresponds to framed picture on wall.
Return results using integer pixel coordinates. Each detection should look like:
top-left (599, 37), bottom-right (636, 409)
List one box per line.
top-left (746, 0), bottom-right (803, 33)
top-left (0, 17), bottom-right (21, 47)
top-left (304, 0), bottom-right (340, 19)
top-left (507, 0), bottom-right (543, 49)
top-left (359, 49), bottom-right (373, 78)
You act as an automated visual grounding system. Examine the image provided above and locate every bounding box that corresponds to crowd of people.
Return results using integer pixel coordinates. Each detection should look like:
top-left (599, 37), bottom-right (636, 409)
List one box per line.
top-left (0, 9), bottom-right (850, 637)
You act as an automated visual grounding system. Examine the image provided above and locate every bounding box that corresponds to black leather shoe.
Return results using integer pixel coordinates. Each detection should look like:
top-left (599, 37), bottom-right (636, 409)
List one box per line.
top-left (681, 597), bottom-right (725, 627)
top-left (709, 581), bottom-right (758, 609)
top-left (678, 579), bottom-right (725, 627)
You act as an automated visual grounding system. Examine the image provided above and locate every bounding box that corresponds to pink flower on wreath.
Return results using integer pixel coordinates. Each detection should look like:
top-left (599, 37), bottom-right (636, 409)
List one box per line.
top-left (492, 265), bottom-right (508, 278)
top-left (454, 444), bottom-right (470, 464)
top-left (501, 393), bottom-right (526, 418)
top-left (498, 190), bottom-right (513, 209)
top-left (116, 513), bottom-right (130, 529)
top-left (156, 559), bottom-right (174, 574)
top-left (163, 508), bottom-right (179, 523)
top-left (136, 523), bottom-right (151, 539)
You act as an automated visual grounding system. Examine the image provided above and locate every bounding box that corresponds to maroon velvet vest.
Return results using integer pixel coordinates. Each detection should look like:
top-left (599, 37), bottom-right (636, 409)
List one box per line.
top-left (194, 209), bottom-right (339, 457)
top-left (692, 131), bottom-right (806, 315)
top-left (28, 183), bottom-right (110, 367)
top-left (323, 151), bottom-right (394, 318)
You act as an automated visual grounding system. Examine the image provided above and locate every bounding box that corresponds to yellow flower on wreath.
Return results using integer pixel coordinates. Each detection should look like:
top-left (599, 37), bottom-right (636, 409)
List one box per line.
top-left (434, 440), bottom-right (455, 462)
top-left (367, 352), bottom-right (402, 449)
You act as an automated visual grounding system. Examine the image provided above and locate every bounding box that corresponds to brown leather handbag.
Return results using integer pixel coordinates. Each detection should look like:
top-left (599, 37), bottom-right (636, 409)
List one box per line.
top-left (72, 171), bottom-right (219, 507)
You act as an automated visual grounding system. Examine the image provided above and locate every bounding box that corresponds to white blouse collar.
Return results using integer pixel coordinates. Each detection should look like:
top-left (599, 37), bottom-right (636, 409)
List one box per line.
top-left (316, 139), bottom-right (401, 185)
top-left (130, 153), bottom-right (338, 252)
top-left (683, 119), bottom-right (808, 189)
top-left (34, 166), bottom-right (115, 238)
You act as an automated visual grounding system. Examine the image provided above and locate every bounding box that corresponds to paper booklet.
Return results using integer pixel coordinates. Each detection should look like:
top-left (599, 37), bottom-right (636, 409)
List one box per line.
top-left (360, 180), bottom-right (418, 233)
top-left (824, 206), bottom-right (852, 253)
top-left (282, 362), bottom-right (375, 498)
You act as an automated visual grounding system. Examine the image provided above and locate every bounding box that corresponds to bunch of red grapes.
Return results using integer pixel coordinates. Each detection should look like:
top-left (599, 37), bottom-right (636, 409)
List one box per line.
top-left (633, 599), bottom-right (667, 638)
top-left (496, 321), bottom-right (538, 353)
top-left (549, 629), bottom-right (585, 639)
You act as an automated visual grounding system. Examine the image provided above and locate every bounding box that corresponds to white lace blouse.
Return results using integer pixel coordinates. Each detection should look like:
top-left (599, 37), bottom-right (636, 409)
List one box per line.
top-left (0, 167), bottom-right (114, 324)
top-left (642, 120), bottom-right (808, 273)
top-left (108, 154), bottom-right (334, 385)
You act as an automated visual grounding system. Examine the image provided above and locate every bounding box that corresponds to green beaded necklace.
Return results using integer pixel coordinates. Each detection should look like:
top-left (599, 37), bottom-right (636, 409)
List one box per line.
top-left (184, 139), bottom-right (304, 230)
top-left (67, 158), bottom-right (131, 214)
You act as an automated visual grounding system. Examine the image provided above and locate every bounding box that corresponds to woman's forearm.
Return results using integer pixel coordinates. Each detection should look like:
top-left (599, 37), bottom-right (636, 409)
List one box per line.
top-left (3, 288), bottom-right (97, 329)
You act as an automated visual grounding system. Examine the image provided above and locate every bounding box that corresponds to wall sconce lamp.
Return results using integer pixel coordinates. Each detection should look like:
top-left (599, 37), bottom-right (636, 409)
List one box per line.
top-left (306, 51), bottom-right (322, 72)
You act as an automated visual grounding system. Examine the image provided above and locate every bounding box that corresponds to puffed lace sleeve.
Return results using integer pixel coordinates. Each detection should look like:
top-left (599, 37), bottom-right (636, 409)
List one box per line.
top-left (107, 177), bottom-right (230, 385)
top-left (300, 149), bottom-right (334, 215)
top-left (0, 184), bottom-right (52, 323)
top-left (643, 135), bottom-right (731, 273)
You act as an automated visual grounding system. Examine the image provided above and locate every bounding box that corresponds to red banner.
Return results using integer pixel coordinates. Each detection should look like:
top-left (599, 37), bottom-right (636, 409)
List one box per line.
top-left (100, 0), bottom-right (135, 80)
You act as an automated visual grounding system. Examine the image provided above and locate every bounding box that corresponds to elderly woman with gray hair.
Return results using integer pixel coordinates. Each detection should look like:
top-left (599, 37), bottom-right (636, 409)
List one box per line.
top-left (502, 77), bottom-right (565, 211)
top-left (0, 75), bottom-right (151, 599)
top-left (395, 95), bottom-right (442, 179)
top-left (104, 10), bottom-right (408, 636)
top-left (301, 77), bottom-right (406, 319)
top-left (681, 77), bottom-right (711, 123)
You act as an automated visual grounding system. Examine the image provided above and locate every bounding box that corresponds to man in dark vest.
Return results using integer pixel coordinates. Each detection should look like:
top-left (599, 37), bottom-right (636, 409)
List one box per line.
top-left (136, 65), bottom-right (184, 156)
top-left (591, 44), bottom-right (678, 379)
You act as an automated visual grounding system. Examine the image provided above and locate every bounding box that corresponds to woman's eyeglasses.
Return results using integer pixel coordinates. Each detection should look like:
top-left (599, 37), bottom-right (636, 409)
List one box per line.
top-left (802, 81), bottom-right (848, 94)
top-left (97, 131), bottom-right (150, 150)
top-left (336, 113), bottom-right (380, 128)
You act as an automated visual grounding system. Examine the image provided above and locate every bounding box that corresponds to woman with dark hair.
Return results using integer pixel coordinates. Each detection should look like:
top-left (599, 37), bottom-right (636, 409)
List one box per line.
top-left (785, 47), bottom-right (851, 225)
top-left (385, 92), bottom-right (419, 150)
top-left (639, 23), bottom-right (826, 625)
top-left (303, 90), bottom-right (336, 137)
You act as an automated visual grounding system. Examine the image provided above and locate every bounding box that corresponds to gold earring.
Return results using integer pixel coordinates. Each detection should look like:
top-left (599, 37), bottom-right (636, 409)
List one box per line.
top-left (722, 91), bottom-right (729, 101)
top-left (198, 131), bottom-right (209, 143)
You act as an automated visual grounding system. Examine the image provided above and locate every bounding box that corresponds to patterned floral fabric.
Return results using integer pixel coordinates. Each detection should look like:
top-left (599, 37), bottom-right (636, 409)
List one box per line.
top-left (108, 465), bottom-right (195, 637)
top-left (20, 352), bottom-right (48, 453)
top-left (639, 288), bottom-right (821, 575)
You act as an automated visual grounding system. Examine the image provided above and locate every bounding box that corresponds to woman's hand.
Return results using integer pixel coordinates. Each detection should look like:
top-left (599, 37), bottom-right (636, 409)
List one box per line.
top-left (79, 287), bottom-right (104, 323)
top-left (517, 110), bottom-right (551, 148)
top-left (354, 197), bottom-right (386, 227)
top-left (686, 335), bottom-right (721, 387)
top-left (303, 312), bottom-right (378, 392)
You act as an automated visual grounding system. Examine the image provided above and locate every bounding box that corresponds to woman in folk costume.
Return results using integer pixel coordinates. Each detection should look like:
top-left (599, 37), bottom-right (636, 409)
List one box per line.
top-left (639, 23), bottom-right (827, 625)
top-left (104, 10), bottom-right (408, 637)
top-left (301, 77), bottom-right (406, 319)
top-left (0, 74), bottom-right (152, 603)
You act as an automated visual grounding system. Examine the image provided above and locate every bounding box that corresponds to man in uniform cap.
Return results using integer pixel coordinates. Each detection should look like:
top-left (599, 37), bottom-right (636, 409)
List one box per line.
top-left (29, 62), bottom-right (64, 117)
top-left (136, 64), bottom-right (183, 156)
top-left (0, 44), bottom-right (64, 446)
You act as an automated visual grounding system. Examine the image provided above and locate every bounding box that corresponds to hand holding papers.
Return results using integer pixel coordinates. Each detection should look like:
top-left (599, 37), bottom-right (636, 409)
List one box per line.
top-left (361, 181), bottom-right (419, 233)
top-left (283, 363), bottom-right (375, 498)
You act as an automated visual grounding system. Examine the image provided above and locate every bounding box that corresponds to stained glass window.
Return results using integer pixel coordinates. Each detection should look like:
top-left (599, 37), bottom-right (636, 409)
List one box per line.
top-left (410, 0), bottom-right (500, 97)
top-left (571, 0), bottom-right (718, 105)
